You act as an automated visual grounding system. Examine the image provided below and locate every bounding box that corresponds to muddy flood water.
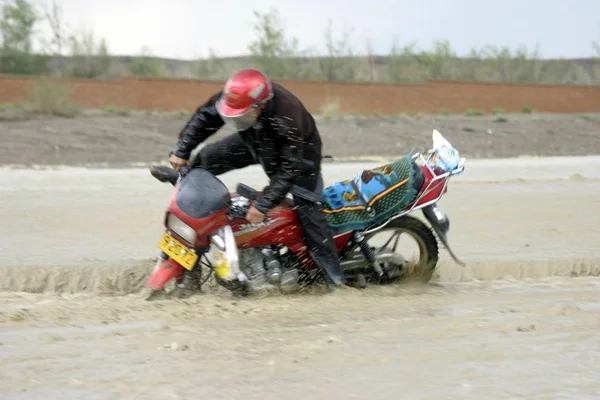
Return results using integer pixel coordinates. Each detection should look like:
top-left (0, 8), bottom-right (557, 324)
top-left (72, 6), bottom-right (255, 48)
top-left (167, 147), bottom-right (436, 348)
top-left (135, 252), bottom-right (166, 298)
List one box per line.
top-left (1, 156), bottom-right (600, 399)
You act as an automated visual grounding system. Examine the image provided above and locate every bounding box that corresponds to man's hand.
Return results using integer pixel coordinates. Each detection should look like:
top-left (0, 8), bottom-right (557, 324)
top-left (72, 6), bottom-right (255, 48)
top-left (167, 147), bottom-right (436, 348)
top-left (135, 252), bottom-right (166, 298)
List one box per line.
top-left (245, 206), bottom-right (266, 224)
top-left (169, 154), bottom-right (190, 171)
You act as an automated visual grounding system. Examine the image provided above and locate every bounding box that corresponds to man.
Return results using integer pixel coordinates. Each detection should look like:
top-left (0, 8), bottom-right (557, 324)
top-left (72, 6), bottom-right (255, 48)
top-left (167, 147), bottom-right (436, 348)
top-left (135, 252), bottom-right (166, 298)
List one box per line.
top-left (165, 68), bottom-right (347, 290)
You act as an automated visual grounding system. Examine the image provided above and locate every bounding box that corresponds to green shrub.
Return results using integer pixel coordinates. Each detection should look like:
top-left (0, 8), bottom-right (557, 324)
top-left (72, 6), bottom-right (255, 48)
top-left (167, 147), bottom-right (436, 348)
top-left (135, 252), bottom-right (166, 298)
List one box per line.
top-left (23, 80), bottom-right (81, 117)
top-left (100, 105), bottom-right (131, 116)
top-left (320, 98), bottom-right (341, 119)
top-left (464, 108), bottom-right (485, 116)
top-left (521, 105), bottom-right (534, 114)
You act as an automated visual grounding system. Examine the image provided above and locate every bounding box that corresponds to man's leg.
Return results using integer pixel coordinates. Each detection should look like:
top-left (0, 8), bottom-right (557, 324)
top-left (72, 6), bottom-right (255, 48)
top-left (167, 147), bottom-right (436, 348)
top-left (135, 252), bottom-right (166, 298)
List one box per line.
top-left (192, 133), bottom-right (257, 175)
top-left (151, 133), bottom-right (257, 184)
top-left (293, 195), bottom-right (346, 286)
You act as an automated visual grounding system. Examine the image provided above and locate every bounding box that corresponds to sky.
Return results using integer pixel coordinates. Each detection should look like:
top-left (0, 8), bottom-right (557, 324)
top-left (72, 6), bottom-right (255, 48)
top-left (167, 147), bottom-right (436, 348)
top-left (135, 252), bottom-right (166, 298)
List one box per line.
top-left (36, 0), bottom-right (600, 59)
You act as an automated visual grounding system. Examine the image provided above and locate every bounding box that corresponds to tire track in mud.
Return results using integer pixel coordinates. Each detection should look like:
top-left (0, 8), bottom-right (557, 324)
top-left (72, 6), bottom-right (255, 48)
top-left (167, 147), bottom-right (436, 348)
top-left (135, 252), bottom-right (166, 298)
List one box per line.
top-left (1, 258), bottom-right (599, 295)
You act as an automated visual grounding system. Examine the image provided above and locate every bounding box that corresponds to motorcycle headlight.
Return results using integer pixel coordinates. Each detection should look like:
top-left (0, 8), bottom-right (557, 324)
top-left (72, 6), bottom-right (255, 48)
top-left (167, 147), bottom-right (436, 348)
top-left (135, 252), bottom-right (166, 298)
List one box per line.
top-left (166, 213), bottom-right (197, 244)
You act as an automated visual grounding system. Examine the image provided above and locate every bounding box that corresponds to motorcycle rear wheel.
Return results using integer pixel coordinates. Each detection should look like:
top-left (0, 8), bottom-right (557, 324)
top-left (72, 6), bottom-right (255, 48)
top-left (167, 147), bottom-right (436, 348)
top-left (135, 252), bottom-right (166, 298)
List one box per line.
top-left (363, 215), bottom-right (440, 283)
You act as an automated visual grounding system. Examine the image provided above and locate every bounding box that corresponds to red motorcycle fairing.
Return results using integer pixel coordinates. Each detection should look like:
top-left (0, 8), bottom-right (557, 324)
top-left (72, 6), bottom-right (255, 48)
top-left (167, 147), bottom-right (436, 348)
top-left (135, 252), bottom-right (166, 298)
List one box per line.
top-left (147, 258), bottom-right (185, 290)
top-left (164, 177), bottom-right (231, 249)
top-left (230, 198), bottom-right (303, 248)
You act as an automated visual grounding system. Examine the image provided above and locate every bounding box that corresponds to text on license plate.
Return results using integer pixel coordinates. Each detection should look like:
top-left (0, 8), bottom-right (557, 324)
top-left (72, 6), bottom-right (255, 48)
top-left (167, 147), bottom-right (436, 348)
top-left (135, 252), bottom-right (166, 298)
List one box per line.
top-left (158, 232), bottom-right (198, 271)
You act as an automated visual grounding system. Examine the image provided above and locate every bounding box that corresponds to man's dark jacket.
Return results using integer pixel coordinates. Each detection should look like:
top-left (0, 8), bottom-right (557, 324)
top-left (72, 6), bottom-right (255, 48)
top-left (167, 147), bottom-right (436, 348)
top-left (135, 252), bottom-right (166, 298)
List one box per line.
top-left (171, 82), bottom-right (324, 213)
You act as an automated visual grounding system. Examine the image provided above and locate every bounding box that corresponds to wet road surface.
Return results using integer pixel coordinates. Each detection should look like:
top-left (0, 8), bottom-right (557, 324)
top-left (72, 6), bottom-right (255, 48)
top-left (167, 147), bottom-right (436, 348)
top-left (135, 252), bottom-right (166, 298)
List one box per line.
top-left (1, 156), bottom-right (600, 399)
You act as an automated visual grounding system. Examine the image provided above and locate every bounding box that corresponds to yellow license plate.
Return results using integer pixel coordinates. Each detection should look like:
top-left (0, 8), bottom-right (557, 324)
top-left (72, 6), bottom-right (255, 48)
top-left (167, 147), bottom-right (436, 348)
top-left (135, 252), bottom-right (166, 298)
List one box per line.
top-left (158, 232), bottom-right (199, 271)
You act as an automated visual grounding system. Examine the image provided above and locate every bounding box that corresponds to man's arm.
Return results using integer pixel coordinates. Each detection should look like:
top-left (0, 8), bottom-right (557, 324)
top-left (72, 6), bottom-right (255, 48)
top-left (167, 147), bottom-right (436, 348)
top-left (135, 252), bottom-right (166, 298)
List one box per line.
top-left (253, 116), bottom-right (306, 214)
top-left (171, 91), bottom-right (225, 160)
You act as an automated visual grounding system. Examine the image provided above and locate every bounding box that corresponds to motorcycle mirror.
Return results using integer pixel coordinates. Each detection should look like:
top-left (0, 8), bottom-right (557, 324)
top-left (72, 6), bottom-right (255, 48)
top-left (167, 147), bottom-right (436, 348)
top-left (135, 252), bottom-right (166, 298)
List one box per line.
top-left (236, 183), bottom-right (258, 201)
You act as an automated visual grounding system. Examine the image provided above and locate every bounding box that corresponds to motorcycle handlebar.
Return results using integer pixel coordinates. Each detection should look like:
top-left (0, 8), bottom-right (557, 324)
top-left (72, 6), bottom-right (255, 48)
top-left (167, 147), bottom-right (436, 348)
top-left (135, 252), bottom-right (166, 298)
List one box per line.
top-left (228, 203), bottom-right (248, 220)
top-left (228, 202), bottom-right (271, 225)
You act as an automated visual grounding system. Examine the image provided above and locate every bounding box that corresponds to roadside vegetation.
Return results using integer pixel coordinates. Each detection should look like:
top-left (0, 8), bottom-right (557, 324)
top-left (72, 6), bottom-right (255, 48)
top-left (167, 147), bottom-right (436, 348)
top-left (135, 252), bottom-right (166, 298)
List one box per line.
top-left (2, 1), bottom-right (599, 85)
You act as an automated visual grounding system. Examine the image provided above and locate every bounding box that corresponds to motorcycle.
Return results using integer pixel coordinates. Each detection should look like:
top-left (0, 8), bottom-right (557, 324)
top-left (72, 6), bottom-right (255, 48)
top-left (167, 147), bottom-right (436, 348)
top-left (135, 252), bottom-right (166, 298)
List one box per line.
top-left (145, 129), bottom-right (466, 298)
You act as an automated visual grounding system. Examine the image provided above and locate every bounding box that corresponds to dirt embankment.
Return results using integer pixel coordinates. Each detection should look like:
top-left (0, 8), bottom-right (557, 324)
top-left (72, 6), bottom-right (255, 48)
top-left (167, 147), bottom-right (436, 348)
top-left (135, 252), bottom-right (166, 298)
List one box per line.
top-left (1, 110), bottom-right (599, 166)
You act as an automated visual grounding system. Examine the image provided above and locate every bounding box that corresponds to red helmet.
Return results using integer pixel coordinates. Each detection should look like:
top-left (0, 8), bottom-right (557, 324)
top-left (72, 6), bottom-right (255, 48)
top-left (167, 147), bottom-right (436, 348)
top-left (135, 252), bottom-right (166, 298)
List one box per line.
top-left (216, 69), bottom-right (274, 131)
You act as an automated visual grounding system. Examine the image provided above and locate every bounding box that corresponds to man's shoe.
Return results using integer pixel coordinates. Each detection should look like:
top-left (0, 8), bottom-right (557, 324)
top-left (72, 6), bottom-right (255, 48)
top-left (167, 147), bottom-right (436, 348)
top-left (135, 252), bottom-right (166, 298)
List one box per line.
top-left (327, 283), bottom-right (359, 295)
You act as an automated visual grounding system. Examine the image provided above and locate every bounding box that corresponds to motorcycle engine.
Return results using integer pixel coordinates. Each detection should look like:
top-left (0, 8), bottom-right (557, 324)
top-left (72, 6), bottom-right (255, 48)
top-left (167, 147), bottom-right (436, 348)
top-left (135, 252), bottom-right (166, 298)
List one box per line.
top-left (237, 247), bottom-right (300, 294)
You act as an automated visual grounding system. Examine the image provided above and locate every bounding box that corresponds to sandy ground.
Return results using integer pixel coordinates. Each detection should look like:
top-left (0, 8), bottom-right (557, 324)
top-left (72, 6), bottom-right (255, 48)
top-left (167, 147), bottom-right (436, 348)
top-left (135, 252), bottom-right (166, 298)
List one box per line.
top-left (1, 154), bottom-right (600, 399)
top-left (1, 280), bottom-right (600, 400)
top-left (1, 110), bottom-right (600, 166)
